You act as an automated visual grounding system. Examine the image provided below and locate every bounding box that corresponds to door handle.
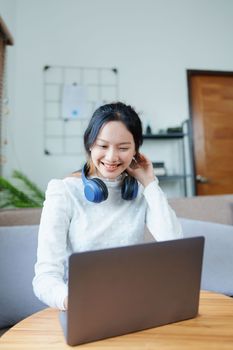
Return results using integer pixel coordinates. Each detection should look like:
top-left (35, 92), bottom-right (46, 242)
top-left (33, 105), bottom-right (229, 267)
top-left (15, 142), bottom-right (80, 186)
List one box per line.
top-left (196, 174), bottom-right (209, 184)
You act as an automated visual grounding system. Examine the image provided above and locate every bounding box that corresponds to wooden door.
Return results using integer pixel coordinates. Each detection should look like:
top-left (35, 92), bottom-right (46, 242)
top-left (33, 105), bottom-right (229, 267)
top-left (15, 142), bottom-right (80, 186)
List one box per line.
top-left (188, 70), bottom-right (233, 195)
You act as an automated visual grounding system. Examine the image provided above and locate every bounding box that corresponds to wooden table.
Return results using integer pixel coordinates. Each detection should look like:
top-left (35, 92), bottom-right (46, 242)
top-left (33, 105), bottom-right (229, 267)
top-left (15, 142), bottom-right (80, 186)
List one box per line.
top-left (1, 291), bottom-right (233, 349)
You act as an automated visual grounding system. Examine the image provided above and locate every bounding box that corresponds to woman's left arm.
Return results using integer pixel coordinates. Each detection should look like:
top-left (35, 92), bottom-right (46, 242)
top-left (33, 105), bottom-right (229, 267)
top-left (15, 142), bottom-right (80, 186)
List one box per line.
top-left (127, 154), bottom-right (183, 241)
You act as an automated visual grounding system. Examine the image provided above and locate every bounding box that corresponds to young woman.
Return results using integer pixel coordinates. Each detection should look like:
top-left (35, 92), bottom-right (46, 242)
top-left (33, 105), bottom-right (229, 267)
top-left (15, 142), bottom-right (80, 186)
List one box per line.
top-left (33, 102), bottom-right (182, 310)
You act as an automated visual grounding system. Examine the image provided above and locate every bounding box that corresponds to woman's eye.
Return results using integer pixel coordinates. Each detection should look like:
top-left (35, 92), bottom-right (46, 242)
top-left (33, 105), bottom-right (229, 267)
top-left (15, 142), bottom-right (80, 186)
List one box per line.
top-left (119, 148), bottom-right (129, 151)
top-left (98, 145), bottom-right (107, 148)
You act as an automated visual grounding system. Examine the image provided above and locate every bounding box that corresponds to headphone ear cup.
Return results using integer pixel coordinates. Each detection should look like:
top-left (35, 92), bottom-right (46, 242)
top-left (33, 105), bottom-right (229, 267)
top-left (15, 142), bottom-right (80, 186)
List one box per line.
top-left (121, 176), bottom-right (138, 200)
top-left (82, 164), bottom-right (108, 203)
top-left (84, 178), bottom-right (108, 203)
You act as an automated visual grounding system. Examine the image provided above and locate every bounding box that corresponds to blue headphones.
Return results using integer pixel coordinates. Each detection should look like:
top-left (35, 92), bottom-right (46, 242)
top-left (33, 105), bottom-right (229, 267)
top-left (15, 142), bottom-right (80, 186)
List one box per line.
top-left (81, 163), bottom-right (138, 203)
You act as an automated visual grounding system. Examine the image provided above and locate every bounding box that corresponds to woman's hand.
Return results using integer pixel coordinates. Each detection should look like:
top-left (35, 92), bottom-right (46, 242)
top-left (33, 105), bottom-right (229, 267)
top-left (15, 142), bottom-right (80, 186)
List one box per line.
top-left (127, 153), bottom-right (156, 188)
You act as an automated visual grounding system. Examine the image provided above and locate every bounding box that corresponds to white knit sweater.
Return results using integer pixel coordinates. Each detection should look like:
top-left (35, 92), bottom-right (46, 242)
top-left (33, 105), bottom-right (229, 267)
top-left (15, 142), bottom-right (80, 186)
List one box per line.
top-left (32, 176), bottom-right (182, 310)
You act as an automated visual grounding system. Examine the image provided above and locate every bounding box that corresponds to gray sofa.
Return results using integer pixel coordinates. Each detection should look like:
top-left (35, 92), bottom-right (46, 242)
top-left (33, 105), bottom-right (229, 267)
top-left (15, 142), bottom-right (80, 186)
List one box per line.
top-left (1, 194), bottom-right (233, 336)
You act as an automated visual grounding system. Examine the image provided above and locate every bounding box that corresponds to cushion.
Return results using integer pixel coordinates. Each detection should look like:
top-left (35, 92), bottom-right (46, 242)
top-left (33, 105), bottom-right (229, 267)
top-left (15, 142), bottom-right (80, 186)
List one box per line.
top-left (0, 208), bottom-right (42, 226)
top-left (0, 225), bottom-right (46, 329)
top-left (169, 196), bottom-right (233, 225)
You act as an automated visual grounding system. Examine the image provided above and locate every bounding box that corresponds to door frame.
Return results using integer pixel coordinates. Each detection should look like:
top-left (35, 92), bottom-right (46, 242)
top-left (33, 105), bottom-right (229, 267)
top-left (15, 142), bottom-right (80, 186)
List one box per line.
top-left (186, 69), bottom-right (233, 195)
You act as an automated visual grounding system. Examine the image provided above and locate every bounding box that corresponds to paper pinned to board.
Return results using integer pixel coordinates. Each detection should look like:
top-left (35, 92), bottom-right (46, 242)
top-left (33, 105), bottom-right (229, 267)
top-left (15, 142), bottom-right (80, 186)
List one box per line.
top-left (62, 84), bottom-right (88, 120)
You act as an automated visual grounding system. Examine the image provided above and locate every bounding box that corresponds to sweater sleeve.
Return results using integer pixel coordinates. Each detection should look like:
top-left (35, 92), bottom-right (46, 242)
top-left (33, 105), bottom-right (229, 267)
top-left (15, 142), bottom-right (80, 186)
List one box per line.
top-left (32, 179), bottom-right (72, 310)
top-left (143, 180), bottom-right (183, 241)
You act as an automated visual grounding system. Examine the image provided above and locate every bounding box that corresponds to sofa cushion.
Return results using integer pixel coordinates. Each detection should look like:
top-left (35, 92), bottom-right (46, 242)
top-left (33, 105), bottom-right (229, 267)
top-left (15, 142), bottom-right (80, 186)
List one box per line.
top-left (169, 196), bottom-right (233, 225)
top-left (0, 225), bottom-right (46, 329)
top-left (180, 218), bottom-right (233, 296)
top-left (0, 208), bottom-right (42, 226)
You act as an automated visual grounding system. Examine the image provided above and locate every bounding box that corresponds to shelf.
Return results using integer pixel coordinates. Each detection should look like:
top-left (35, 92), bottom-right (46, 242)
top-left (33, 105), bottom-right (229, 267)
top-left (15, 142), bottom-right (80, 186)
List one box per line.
top-left (143, 133), bottom-right (186, 139)
top-left (142, 120), bottom-right (194, 197)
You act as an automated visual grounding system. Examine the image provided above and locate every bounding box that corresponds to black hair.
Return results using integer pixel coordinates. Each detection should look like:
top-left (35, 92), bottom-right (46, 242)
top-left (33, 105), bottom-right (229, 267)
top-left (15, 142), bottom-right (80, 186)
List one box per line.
top-left (84, 102), bottom-right (143, 156)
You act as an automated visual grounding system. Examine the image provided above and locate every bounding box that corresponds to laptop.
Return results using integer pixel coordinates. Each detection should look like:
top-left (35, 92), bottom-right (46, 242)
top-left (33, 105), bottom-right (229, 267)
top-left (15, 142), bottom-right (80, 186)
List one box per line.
top-left (60, 236), bottom-right (204, 346)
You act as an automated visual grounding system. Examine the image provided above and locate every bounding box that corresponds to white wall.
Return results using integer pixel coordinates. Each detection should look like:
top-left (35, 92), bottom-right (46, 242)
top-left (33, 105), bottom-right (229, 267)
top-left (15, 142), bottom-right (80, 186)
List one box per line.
top-left (1, 0), bottom-right (233, 196)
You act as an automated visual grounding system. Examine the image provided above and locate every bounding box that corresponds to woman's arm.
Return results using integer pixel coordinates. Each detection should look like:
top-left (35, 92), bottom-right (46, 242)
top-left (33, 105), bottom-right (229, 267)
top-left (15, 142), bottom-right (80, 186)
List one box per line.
top-left (32, 179), bottom-right (72, 310)
top-left (127, 153), bottom-right (182, 241)
top-left (143, 181), bottom-right (183, 241)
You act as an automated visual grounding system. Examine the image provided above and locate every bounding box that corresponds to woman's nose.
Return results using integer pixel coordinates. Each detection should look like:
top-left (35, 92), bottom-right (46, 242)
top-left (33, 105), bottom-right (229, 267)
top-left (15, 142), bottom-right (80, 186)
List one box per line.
top-left (105, 147), bottom-right (119, 162)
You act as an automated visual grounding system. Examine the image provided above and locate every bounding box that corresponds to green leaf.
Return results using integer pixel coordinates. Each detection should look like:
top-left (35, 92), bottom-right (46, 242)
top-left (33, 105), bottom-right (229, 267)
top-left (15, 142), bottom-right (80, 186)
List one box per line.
top-left (12, 170), bottom-right (45, 201)
top-left (0, 171), bottom-right (45, 208)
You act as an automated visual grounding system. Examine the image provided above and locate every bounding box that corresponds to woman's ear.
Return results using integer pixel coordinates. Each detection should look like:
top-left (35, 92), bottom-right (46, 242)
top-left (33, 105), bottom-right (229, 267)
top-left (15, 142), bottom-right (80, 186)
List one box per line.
top-left (134, 152), bottom-right (145, 164)
top-left (134, 152), bottom-right (140, 161)
top-left (129, 157), bottom-right (137, 169)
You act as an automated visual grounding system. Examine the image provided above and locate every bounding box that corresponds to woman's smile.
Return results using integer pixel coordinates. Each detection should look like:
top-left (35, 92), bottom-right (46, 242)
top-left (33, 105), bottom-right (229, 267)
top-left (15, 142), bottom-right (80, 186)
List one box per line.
top-left (100, 161), bottom-right (121, 171)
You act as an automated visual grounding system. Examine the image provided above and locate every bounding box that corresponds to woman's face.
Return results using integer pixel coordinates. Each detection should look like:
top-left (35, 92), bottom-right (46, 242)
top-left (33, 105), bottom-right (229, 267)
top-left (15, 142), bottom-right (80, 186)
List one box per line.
top-left (90, 121), bottom-right (136, 179)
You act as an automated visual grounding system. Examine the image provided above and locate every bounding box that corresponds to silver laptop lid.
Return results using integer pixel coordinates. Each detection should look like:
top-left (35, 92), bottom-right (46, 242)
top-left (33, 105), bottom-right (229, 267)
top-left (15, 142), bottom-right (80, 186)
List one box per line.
top-left (64, 237), bottom-right (204, 346)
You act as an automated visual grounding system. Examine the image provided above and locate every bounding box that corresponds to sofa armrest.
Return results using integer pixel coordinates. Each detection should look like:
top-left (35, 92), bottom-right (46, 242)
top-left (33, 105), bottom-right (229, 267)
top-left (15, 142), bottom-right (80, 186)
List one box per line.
top-left (0, 225), bottom-right (46, 329)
